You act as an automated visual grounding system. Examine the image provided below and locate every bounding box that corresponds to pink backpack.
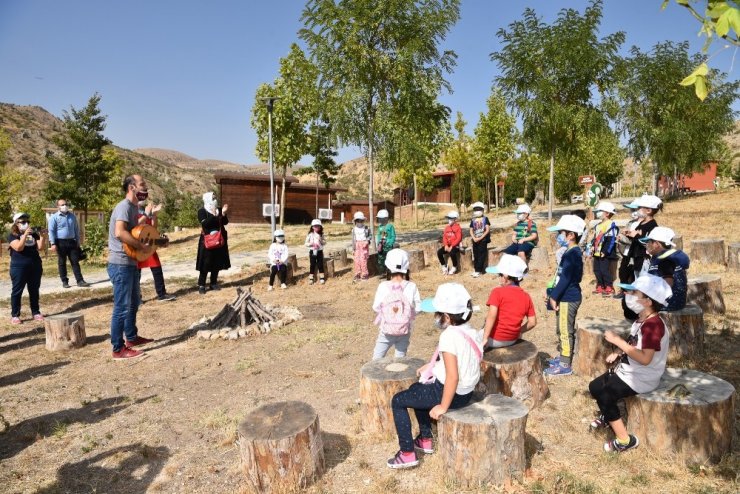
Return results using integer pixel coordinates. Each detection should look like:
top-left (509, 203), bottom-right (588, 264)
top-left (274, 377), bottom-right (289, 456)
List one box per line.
top-left (374, 282), bottom-right (415, 336)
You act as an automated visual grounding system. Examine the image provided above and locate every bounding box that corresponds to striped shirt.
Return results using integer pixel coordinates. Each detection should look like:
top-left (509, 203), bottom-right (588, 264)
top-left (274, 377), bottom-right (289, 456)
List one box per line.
top-left (513, 219), bottom-right (537, 245)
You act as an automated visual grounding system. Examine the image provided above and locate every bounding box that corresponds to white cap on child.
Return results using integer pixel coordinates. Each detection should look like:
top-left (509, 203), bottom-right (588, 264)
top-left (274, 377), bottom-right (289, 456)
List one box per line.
top-left (420, 283), bottom-right (472, 317)
top-left (384, 248), bottom-right (409, 274)
top-left (514, 204), bottom-right (531, 214)
top-left (485, 254), bottom-right (528, 280)
top-left (617, 274), bottom-right (673, 306)
top-left (311, 219), bottom-right (321, 226)
top-left (274, 229), bottom-right (285, 237)
top-left (353, 211), bottom-right (366, 221)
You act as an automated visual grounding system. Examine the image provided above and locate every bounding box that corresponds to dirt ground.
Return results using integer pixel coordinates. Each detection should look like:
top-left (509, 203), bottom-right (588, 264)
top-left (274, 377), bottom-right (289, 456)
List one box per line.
top-left (1, 191), bottom-right (738, 493)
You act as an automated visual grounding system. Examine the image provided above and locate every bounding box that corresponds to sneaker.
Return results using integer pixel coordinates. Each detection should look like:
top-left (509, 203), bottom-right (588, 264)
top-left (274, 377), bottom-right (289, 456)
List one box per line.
top-left (604, 434), bottom-right (639, 453)
top-left (267, 285), bottom-right (274, 291)
top-left (441, 266), bottom-right (448, 275)
top-left (11, 317), bottom-right (21, 325)
top-left (590, 414), bottom-right (609, 431)
top-left (448, 267), bottom-right (457, 275)
top-left (361, 276), bottom-right (369, 282)
top-left (413, 435), bottom-right (434, 454)
top-left (77, 281), bottom-right (91, 288)
top-left (112, 347), bottom-right (144, 360)
top-left (471, 272), bottom-right (480, 278)
top-left (603, 286), bottom-right (614, 297)
top-left (319, 278), bottom-right (325, 284)
top-left (308, 278), bottom-right (315, 285)
top-left (125, 336), bottom-right (154, 347)
top-left (280, 283), bottom-right (287, 289)
top-left (33, 314), bottom-right (44, 321)
top-left (546, 355), bottom-right (560, 367)
top-left (592, 286), bottom-right (604, 295)
top-left (386, 450), bottom-right (419, 469)
top-left (210, 284), bottom-right (222, 291)
top-left (544, 363), bottom-right (573, 376)
top-left (62, 282), bottom-right (71, 289)
top-left (158, 294), bottom-right (177, 301)
top-left (198, 286), bottom-right (206, 295)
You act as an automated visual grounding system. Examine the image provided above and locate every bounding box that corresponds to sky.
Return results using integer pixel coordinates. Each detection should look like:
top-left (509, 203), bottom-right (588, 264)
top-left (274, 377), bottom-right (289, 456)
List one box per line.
top-left (0, 0), bottom-right (737, 166)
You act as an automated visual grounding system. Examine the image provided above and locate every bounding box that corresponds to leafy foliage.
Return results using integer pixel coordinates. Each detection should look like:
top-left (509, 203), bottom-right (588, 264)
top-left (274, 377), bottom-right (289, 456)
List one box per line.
top-left (83, 217), bottom-right (107, 261)
top-left (0, 128), bottom-right (23, 223)
top-left (295, 120), bottom-right (340, 217)
top-left (442, 112), bottom-right (477, 204)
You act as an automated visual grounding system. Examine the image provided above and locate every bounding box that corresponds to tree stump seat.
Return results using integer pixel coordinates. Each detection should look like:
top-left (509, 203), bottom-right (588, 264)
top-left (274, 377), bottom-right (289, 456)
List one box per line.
top-left (728, 242), bottom-right (740, 271)
top-left (572, 317), bottom-right (632, 378)
top-left (476, 340), bottom-right (549, 409)
top-left (660, 304), bottom-right (705, 362)
top-left (321, 258), bottom-right (335, 279)
top-left (237, 400), bottom-right (324, 492)
top-left (527, 246), bottom-right (549, 272)
top-left (690, 239), bottom-right (726, 265)
top-left (407, 249), bottom-right (425, 273)
top-left (419, 240), bottom-right (441, 267)
top-left (44, 313), bottom-right (86, 351)
top-left (328, 249), bottom-right (348, 268)
top-left (438, 394), bottom-right (528, 488)
top-left (359, 357), bottom-right (425, 436)
top-left (287, 253), bottom-right (298, 273)
top-left (625, 368), bottom-right (735, 464)
top-left (687, 274), bottom-right (726, 314)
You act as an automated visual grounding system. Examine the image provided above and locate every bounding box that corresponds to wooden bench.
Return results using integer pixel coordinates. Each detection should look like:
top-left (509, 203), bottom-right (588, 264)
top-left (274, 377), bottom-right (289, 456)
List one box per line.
top-left (438, 394), bottom-right (528, 487)
top-left (625, 368), bottom-right (735, 464)
top-left (476, 340), bottom-right (549, 409)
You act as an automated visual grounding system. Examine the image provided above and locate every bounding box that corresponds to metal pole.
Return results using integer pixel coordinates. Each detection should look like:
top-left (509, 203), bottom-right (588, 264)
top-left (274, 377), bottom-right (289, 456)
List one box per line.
top-left (266, 98), bottom-right (276, 235)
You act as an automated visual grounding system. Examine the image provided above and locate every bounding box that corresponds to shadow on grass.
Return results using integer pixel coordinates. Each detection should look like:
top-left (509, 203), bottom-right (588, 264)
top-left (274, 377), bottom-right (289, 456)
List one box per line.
top-left (34, 443), bottom-right (169, 494)
top-left (322, 431), bottom-right (352, 471)
top-left (0, 361), bottom-right (70, 388)
top-left (0, 326), bottom-right (45, 355)
top-left (0, 395), bottom-right (153, 460)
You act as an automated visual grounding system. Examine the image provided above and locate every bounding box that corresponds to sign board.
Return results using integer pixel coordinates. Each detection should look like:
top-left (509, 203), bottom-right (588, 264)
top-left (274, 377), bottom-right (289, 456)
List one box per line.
top-left (586, 183), bottom-right (603, 207)
top-left (578, 175), bottom-right (595, 185)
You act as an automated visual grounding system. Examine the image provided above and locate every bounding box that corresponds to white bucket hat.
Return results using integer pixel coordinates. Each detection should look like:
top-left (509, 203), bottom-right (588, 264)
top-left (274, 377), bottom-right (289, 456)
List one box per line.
top-left (311, 219), bottom-right (322, 226)
top-left (595, 201), bottom-right (616, 215)
top-left (353, 211), bottom-right (366, 221)
top-left (274, 229), bottom-right (285, 237)
top-left (485, 254), bottom-right (527, 280)
top-left (12, 212), bottom-right (29, 223)
top-left (471, 201), bottom-right (485, 210)
top-left (639, 226), bottom-right (676, 247)
top-left (420, 283), bottom-right (472, 317)
top-left (445, 211), bottom-right (459, 219)
top-left (376, 209), bottom-right (389, 219)
top-left (514, 204), bottom-right (531, 214)
top-left (618, 274), bottom-right (673, 306)
top-left (547, 215), bottom-right (586, 235)
top-left (384, 248), bottom-right (409, 274)
top-left (634, 194), bottom-right (662, 209)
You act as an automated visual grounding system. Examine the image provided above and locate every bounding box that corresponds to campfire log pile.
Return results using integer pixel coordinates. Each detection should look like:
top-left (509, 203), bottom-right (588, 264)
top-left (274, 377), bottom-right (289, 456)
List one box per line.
top-left (193, 287), bottom-right (303, 341)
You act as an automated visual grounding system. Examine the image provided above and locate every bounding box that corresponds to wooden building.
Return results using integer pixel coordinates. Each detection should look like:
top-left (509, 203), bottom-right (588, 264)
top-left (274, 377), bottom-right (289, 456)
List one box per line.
top-left (393, 170), bottom-right (455, 206)
top-left (215, 172), bottom-right (346, 224)
top-left (657, 162), bottom-right (718, 194)
top-left (332, 200), bottom-right (395, 223)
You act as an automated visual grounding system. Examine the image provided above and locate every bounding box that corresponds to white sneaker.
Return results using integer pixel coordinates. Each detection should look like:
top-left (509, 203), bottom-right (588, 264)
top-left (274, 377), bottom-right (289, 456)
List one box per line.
top-left (319, 278), bottom-right (325, 284)
top-left (441, 266), bottom-right (448, 275)
top-left (281, 283), bottom-right (287, 289)
top-left (267, 285), bottom-right (274, 291)
top-left (448, 267), bottom-right (457, 275)
top-left (471, 272), bottom-right (480, 278)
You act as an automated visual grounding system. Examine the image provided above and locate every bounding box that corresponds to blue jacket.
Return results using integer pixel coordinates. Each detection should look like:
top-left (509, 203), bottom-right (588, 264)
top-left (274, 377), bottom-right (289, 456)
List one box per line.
top-left (550, 245), bottom-right (583, 303)
top-left (648, 249), bottom-right (690, 311)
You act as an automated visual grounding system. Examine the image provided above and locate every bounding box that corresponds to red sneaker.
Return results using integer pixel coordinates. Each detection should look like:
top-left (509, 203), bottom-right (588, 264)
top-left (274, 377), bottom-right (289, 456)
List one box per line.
top-left (125, 336), bottom-right (154, 347)
top-left (112, 347), bottom-right (144, 360)
top-left (603, 286), bottom-right (614, 296)
top-left (592, 286), bottom-right (604, 295)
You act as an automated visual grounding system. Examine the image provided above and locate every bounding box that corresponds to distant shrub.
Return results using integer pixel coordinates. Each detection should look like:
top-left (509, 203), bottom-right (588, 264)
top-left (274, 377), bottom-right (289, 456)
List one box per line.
top-left (83, 217), bottom-right (107, 262)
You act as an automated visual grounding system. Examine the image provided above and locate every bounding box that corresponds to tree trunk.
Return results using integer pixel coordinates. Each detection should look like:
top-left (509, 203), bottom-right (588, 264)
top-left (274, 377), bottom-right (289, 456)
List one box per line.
top-left (279, 171), bottom-right (287, 228)
top-left (486, 179), bottom-right (491, 211)
top-left (315, 171), bottom-right (319, 217)
top-left (652, 161), bottom-right (659, 196)
top-left (548, 148), bottom-right (555, 221)
top-left (690, 239), bottom-right (726, 265)
top-left (572, 317), bottom-right (632, 378)
top-left (660, 305), bottom-right (705, 363)
top-left (625, 368), bottom-right (735, 464)
top-left (413, 173), bottom-right (419, 228)
top-left (359, 357), bottom-right (425, 437)
top-left (44, 313), bottom-right (86, 351)
top-left (237, 401), bottom-right (324, 493)
top-left (687, 274), bottom-right (726, 314)
top-left (476, 340), bottom-right (549, 409)
top-left (368, 142), bottom-right (376, 251)
top-left (493, 175), bottom-right (498, 210)
top-left (437, 394), bottom-right (528, 487)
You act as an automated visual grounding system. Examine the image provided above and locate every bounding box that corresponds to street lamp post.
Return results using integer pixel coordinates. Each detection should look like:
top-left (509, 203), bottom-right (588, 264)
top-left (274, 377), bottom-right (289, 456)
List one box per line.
top-left (260, 97), bottom-right (280, 235)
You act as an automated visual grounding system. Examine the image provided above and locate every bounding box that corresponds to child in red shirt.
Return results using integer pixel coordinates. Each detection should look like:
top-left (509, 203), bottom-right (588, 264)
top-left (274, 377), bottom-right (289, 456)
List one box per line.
top-left (437, 211), bottom-right (462, 275)
top-left (483, 254), bottom-right (537, 348)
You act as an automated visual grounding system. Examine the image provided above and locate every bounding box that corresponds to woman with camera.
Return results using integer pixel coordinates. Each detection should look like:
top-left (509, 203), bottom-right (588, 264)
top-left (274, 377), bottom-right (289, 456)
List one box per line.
top-left (7, 212), bottom-right (45, 324)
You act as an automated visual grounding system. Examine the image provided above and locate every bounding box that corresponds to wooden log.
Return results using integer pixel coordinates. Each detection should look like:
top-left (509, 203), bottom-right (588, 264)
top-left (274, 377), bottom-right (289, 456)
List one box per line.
top-left (44, 313), bottom-right (86, 351)
top-left (625, 368), bottom-right (736, 464)
top-left (572, 317), bottom-right (632, 378)
top-left (687, 275), bottom-right (726, 315)
top-left (690, 239), bottom-right (726, 265)
top-left (728, 242), bottom-right (740, 271)
top-left (438, 394), bottom-right (528, 488)
top-left (287, 253), bottom-right (299, 273)
top-left (322, 258), bottom-right (335, 279)
top-left (673, 235), bottom-right (683, 251)
top-left (488, 246), bottom-right (504, 266)
top-left (459, 248), bottom-right (473, 272)
top-left (476, 340), bottom-right (549, 409)
top-left (420, 240), bottom-right (441, 267)
top-left (527, 246), bottom-right (549, 272)
top-left (407, 249), bottom-right (425, 273)
top-left (367, 253), bottom-right (378, 277)
top-left (329, 249), bottom-right (348, 268)
top-left (660, 304), bottom-right (705, 362)
top-left (237, 401), bottom-right (324, 492)
top-left (286, 263), bottom-right (295, 284)
top-left (359, 357), bottom-right (425, 436)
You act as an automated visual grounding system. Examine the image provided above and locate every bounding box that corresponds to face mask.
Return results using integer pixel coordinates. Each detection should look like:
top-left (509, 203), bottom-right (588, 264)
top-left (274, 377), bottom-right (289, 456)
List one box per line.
top-left (630, 212), bottom-right (639, 220)
top-left (473, 210), bottom-right (483, 218)
top-left (625, 293), bottom-right (645, 314)
top-left (276, 237), bottom-right (285, 244)
top-left (517, 214), bottom-right (526, 221)
top-left (434, 315), bottom-right (449, 330)
top-left (312, 227), bottom-right (320, 233)
top-left (18, 223), bottom-right (29, 232)
top-left (356, 221), bottom-right (364, 227)
top-left (136, 189), bottom-right (149, 201)
top-left (59, 205), bottom-right (69, 213)
top-left (447, 219), bottom-right (454, 225)
top-left (556, 232), bottom-right (568, 247)
top-left (636, 211), bottom-right (647, 219)
top-left (596, 211), bottom-right (603, 219)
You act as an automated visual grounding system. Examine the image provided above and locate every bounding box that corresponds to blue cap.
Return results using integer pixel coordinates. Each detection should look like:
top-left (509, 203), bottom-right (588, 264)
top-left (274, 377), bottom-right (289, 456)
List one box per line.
top-left (420, 298), bottom-right (437, 313)
top-left (623, 202), bottom-right (639, 209)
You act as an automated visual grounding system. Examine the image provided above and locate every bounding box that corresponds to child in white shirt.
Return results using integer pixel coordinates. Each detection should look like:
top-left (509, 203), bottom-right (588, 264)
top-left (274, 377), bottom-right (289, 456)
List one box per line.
top-left (305, 219), bottom-right (327, 285)
top-left (267, 229), bottom-right (289, 290)
top-left (372, 249), bottom-right (422, 360)
top-left (351, 211), bottom-right (370, 281)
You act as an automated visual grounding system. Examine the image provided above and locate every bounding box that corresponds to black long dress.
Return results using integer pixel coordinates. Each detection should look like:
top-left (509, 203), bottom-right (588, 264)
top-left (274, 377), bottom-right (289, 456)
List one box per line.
top-left (196, 208), bottom-right (231, 273)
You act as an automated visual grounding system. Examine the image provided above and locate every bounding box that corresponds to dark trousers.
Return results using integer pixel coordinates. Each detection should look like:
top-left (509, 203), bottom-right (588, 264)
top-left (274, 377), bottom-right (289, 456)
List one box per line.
top-left (56, 238), bottom-right (83, 283)
top-left (589, 371), bottom-right (637, 422)
top-left (617, 255), bottom-right (634, 285)
top-left (197, 270), bottom-right (218, 287)
top-left (391, 380), bottom-right (472, 452)
top-left (10, 262), bottom-right (42, 317)
top-left (150, 266), bottom-right (166, 297)
top-left (269, 264), bottom-right (287, 285)
top-left (309, 250), bottom-right (325, 276)
top-left (437, 246), bottom-right (460, 270)
top-left (472, 241), bottom-right (488, 273)
top-left (593, 257), bottom-right (614, 288)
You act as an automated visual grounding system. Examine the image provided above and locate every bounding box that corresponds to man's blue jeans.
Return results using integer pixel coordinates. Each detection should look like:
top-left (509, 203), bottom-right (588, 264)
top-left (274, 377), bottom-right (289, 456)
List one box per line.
top-left (108, 263), bottom-right (140, 352)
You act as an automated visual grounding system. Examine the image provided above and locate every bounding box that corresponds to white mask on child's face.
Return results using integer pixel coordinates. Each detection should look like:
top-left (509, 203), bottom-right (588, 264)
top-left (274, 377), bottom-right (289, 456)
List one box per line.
top-left (516, 214), bottom-right (526, 221)
top-left (473, 210), bottom-right (483, 218)
top-left (625, 293), bottom-right (645, 314)
top-left (434, 315), bottom-right (449, 330)
top-left (276, 237), bottom-right (285, 244)
top-left (447, 219), bottom-right (455, 225)
top-left (630, 212), bottom-right (639, 220)
top-left (596, 211), bottom-right (603, 219)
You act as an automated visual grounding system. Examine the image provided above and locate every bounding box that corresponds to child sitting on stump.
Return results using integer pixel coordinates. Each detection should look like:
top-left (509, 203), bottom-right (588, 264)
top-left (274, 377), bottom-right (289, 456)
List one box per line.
top-left (267, 229), bottom-right (289, 291)
top-left (437, 211), bottom-right (462, 275)
top-left (503, 204), bottom-right (538, 262)
top-left (387, 283), bottom-right (482, 469)
top-left (588, 274), bottom-right (672, 453)
top-left (640, 226), bottom-right (690, 312)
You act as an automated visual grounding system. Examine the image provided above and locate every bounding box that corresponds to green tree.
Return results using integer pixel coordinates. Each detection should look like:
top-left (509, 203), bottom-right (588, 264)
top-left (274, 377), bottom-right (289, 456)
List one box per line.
top-left (45, 93), bottom-right (117, 222)
top-left (300, 0), bottom-right (461, 243)
top-left (295, 120), bottom-right (340, 217)
top-left (0, 128), bottom-right (23, 224)
top-left (492, 0), bottom-right (625, 219)
top-left (251, 44), bottom-right (319, 228)
top-left (618, 41), bottom-right (738, 194)
top-left (443, 112), bottom-right (476, 205)
top-left (474, 90), bottom-right (517, 209)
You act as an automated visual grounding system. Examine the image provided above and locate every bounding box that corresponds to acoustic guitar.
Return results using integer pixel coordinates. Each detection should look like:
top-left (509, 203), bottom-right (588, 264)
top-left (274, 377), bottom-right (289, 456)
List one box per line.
top-left (123, 224), bottom-right (170, 262)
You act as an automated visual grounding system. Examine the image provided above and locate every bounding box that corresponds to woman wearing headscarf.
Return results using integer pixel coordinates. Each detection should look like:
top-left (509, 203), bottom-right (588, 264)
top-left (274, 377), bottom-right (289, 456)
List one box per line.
top-left (196, 192), bottom-right (230, 294)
